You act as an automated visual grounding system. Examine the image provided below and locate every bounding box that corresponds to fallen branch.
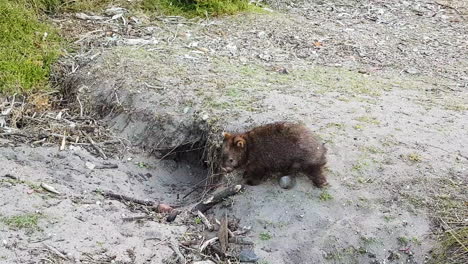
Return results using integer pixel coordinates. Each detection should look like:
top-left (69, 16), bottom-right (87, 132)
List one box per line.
top-left (219, 213), bottom-right (229, 253)
top-left (200, 237), bottom-right (218, 252)
top-left (122, 215), bottom-right (152, 222)
top-left (3, 174), bottom-right (19, 180)
top-left (84, 132), bottom-right (107, 160)
top-left (196, 211), bottom-right (213, 231)
top-left (228, 237), bottom-right (254, 245)
top-left (192, 185), bottom-right (243, 213)
top-left (94, 164), bottom-right (118, 169)
top-left (43, 243), bottom-right (68, 260)
top-left (169, 240), bottom-right (186, 264)
top-left (102, 191), bottom-right (155, 206)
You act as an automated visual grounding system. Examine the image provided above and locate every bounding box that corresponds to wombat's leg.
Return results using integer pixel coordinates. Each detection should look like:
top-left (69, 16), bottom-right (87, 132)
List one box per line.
top-left (304, 164), bottom-right (328, 188)
top-left (243, 167), bottom-right (266, 186)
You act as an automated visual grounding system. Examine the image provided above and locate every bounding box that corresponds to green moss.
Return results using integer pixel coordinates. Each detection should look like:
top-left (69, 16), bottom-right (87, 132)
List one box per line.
top-left (360, 145), bottom-right (384, 154)
top-left (319, 191), bottom-right (333, 201)
top-left (259, 232), bottom-right (272, 240)
top-left (325, 122), bottom-right (345, 129)
top-left (355, 116), bottom-right (380, 125)
top-left (353, 124), bottom-right (364, 130)
top-left (1, 213), bottom-right (42, 230)
top-left (431, 227), bottom-right (468, 264)
top-left (0, 1), bottom-right (62, 94)
top-left (0, 179), bottom-right (41, 191)
top-left (407, 152), bottom-right (422, 163)
top-left (351, 160), bottom-right (370, 172)
top-left (141, 0), bottom-right (262, 18)
top-left (19, 0), bottom-right (118, 13)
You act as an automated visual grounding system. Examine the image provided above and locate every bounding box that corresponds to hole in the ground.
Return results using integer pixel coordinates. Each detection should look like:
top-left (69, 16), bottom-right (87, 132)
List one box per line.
top-left (154, 138), bottom-right (222, 203)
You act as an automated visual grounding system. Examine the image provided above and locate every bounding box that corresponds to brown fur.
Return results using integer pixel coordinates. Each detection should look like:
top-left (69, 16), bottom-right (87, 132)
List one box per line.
top-left (221, 122), bottom-right (328, 187)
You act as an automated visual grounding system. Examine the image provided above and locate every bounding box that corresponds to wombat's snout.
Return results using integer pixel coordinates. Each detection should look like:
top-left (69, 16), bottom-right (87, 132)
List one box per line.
top-left (221, 167), bottom-right (234, 173)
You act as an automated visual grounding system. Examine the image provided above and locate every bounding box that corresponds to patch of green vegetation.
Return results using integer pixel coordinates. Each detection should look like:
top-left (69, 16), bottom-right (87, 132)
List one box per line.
top-left (194, 217), bottom-right (202, 225)
top-left (0, 1), bottom-right (62, 94)
top-left (356, 176), bottom-right (372, 184)
top-left (407, 152), bottom-right (422, 163)
top-left (136, 161), bottom-right (151, 168)
top-left (360, 145), bottom-right (384, 154)
top-left (383, 215), bottom-right (396, 222)
top-left (355, 116), bottom-right (380, 125)
top-left (326, 122), bottom-right (345, 129)
top-left (324, 246), bottom-right (361, 262)
top-left (444, 103), bottom-right (468, 112)
top-left (360, 236), bottom-right (378, 245)
top-left (0, 179), bottom-right (41, 191)
top-left (431, 227), bottom-right (468, 264)
top-left (96, 241), bottom-right (105, 247)
top-left (319, 190), bottom-right (333, 201)
top-left (351, 160), bottom-right (370, 172)
top-left (1, 213), bottom-right (42, 230)
top-left (411, 236), bottom-right (422, 245)
top-left (353, 124), bottom-right (364, 130)
top-left (400, 192), bottom-right (426, 209)
top-left (140, 0), bottom-right (263, 18)
top-left (259, 232), bottom-right (272, 241)
top-left (397, 236), bottom-right (409, 245)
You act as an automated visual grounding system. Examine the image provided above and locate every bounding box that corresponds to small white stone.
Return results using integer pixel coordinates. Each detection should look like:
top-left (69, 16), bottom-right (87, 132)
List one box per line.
top-left (85, 162), bottom-right (95, 170)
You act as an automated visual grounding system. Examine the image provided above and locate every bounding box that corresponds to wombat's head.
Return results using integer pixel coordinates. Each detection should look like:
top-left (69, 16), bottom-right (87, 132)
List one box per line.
top-left (220, 132), bottom-right (247, 173)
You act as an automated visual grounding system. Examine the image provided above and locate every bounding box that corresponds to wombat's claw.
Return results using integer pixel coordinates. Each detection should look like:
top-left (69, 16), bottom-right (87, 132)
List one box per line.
top-left (318, 182), bottom-right (330, 188)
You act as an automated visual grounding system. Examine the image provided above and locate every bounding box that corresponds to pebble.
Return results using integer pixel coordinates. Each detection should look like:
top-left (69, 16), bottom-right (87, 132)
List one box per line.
top-left (279, 176), bottom-right (294, 189)
top-left (85, 162), bottom-right (96, 170)
top-left (238, 249), bottom-right (259, 262)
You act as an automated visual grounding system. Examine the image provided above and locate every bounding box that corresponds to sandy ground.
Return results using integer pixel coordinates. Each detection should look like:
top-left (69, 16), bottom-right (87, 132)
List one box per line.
top-left (1, 0), bottom-right (467, 263)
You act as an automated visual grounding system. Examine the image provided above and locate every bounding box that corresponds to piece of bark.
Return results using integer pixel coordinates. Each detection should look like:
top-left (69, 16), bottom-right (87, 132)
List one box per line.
top-left (218, 213), bottom-right (229, 253)
top-left (228, 237), bottom-right (254, 245)
top-left (103, 191), bottom-right (155, 206)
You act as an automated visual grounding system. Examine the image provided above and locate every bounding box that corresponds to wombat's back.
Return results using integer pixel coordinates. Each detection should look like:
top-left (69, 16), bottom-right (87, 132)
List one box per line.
top-left (246, 122), bottom-right (326, 171)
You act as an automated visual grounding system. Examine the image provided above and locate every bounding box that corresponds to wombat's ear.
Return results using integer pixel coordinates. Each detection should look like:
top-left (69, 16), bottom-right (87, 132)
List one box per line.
top-left (234, 137), bottom-right (246, 148)
top-left (222, 132), bottom-right (231, 139)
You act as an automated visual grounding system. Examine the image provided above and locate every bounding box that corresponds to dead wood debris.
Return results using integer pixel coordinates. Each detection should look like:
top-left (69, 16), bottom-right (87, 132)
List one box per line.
top-left (0, 95), bottom-right (125, 159)
top-left (192, 185), bottom-right (244, 213)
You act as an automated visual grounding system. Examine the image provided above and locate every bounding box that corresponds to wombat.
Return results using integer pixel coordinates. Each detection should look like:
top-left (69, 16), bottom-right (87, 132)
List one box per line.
top-left (221, 122), bottom-right (328, 187)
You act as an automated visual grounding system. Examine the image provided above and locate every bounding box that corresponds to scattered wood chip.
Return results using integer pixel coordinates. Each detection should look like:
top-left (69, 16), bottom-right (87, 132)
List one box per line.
top-left (59, 132), bottom-right (66, 151)
top-left (40, 183), bottom-right (60, 195)
top-left (94, 164), bottom-right (118, 169)
top-left (84, 133), bottom-right (107, 160)
top-left (196, 211), bottom-right (214, 231)
top-left (43, 243), bottom-right (68, 260)
top-left (200, 237), bottom-right (218, 252)
top-left (75, 13), bottom-right (105, 21)
top-left (218, 213), bottom-right (229, 254)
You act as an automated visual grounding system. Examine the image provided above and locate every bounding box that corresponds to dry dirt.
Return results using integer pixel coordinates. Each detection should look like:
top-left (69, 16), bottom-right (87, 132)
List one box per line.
top-left (1, 0), bottom-right (467, 263)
